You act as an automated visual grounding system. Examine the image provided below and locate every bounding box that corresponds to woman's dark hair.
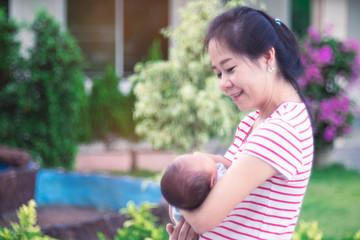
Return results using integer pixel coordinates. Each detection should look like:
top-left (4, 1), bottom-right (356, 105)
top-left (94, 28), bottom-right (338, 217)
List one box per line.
top-left (204, 6), bottom-right (308, 106)
top-left (161, 161), bottom-right (211, 211)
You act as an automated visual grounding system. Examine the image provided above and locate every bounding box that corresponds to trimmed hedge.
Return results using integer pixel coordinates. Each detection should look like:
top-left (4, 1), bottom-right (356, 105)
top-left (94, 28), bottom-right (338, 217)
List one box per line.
top-left (0, 9), bottom-right (87, 169)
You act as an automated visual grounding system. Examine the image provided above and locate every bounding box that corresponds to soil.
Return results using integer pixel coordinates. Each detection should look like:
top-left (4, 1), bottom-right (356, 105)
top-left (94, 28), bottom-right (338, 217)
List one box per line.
top-left (36, 205), bottom-right (116, 228)
top-left (0, 205), bottom-right (115, 229)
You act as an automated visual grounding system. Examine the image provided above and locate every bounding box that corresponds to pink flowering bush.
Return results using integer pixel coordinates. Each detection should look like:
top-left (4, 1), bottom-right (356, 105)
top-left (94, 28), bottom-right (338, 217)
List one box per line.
top-left (300, 27), bottom-right (360, 150)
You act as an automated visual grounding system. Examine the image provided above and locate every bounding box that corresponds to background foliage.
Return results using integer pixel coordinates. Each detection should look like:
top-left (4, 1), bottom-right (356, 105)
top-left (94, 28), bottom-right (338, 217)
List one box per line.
top-left (89, 65), bottom-right (137, 147)
top-left (0, 200), bottom-right (56, 240)
top-left (0, 10), bottom-right (87, 169)
top-left (130, 0), bottom-right (243, 153)
top-left (0, 8), bottom-right (24, 148)
top-left (299, 27), bottom-right (360, 150)
top-left (0, 8), bottom-right (137, 169)
top-left (98, 201), bottom-right (167, 240)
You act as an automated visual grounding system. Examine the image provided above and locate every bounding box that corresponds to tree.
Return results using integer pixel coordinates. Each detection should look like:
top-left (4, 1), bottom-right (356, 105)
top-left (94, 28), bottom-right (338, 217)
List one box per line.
top-left (0, 8), bottom-right (25, 147)
top-left (27, 11), bottom-right (87, 169)
top-left (130, 0), bottom-right (245, 153)
top-left (0, 10), bottom-right (87, 169)
top-left (89, 65), bottom-right (137, 149)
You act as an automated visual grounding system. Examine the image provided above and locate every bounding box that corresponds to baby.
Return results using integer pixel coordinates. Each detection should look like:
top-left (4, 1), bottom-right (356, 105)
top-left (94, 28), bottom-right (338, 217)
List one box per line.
top-left (160, 153), bottom-right (227, 223)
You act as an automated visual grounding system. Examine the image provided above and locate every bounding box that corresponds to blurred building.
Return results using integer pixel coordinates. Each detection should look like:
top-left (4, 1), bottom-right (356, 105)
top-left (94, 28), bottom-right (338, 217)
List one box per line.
top-left (1, 0), bottom-right (360, 79)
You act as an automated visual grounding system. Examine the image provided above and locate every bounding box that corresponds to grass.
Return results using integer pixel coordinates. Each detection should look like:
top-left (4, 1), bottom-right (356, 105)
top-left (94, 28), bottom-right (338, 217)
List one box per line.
top-left (107, 169), bottom-right (160, 178)
top-left (298, 164), bottom-right (360, 239)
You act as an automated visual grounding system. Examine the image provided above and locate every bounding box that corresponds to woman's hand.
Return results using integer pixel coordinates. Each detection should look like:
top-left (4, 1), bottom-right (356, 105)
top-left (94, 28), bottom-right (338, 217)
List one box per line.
top-left (166, 217), bottom-right (199, 240)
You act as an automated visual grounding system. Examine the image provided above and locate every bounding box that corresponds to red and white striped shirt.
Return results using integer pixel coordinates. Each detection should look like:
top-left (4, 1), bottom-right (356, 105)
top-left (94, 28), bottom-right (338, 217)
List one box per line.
top-left (200, 102), bottom-right (314, 240)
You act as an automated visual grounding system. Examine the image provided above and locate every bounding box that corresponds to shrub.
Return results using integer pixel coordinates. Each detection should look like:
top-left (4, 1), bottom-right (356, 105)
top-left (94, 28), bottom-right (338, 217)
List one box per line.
top-left (0, 10), bottom-right (87, 169)
top-left (74, 82), bottom-right (92, 143)
top-left (142, 38), bottom-right (164, 63)
top-left (0, 8), bottom-right (22, 92)
top-left (354, 230), bottom-right (360, 240)
top-left (130, 0), bottom-right (244, 153)
top-left (292, 220), bottom-right (323, 240)
top-left (299, 27), bottom-right (360, 150)
top-left (27, 10), bottom-right (87, 169)
top-left (0, 8), bottom-right (27, 148)
top-left (89, 65), bottom-right (137, 146)
top-left (97, 201), bottom-right (167, 240)
top-left (0, 200), bottom-right (56, 240)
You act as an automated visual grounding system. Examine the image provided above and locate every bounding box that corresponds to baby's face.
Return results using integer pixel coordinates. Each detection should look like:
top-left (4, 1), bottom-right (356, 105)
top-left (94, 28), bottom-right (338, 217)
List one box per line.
top-left (175, 154), bottom-right (218, 187)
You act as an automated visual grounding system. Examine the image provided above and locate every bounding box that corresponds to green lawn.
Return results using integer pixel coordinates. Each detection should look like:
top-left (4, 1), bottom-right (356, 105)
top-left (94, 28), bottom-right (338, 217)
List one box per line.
top-left (107, 169), bottom-right (160, 178)
top-left (298, 164), bottom-right (360, 239)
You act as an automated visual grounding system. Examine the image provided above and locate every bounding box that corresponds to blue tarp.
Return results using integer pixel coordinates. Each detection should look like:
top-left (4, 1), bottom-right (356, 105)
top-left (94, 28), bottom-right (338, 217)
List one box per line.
top-left (0, 163), bottom-right (9, 171)
top-left (35, 170), bottom-right (163, 211)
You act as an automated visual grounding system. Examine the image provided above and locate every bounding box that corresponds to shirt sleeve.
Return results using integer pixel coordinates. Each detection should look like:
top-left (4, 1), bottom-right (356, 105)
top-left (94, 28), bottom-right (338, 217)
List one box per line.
top-left (224, 111), bottom-right (258, 163)
top-left (241, 119), bottom-right (303, 180)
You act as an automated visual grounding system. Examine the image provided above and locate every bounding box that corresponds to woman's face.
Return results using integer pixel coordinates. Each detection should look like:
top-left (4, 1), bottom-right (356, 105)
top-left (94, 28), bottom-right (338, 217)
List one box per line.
top-left (208, 39), bottom-right (269, 112)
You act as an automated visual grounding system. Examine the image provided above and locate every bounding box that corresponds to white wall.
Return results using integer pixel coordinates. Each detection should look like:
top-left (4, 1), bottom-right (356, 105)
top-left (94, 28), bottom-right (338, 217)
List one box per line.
top-left (9, 0), bottom-right (66, 26)
top-left (9, 0), bottom-right (66, 57)
top-left (311, 0), bottom-right (348, 40)
top-left (348, 0), bottom-right (360, 45)
top-left (244, 0), bottom-right (291, 27)
top-left (310, 0), bottom-right (360, 42)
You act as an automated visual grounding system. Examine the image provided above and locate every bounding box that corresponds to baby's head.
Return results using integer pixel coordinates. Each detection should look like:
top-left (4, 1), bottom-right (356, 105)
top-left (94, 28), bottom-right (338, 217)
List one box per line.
top-left (160, 153), bottom-right (218, 210)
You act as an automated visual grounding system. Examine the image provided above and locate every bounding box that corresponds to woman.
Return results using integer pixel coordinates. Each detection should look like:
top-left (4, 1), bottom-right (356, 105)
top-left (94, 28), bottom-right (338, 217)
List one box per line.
top-left (167, 6), bottom-right (314, 240)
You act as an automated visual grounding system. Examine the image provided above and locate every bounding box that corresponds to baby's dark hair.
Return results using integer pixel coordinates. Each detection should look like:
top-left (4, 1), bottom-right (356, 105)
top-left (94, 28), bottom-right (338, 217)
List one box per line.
top-left (160, 160), bottom-right (211, 211)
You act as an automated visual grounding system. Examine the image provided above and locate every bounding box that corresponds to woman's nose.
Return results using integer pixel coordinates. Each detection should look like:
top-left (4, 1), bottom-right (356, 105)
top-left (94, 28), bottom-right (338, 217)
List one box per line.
top-left (219, 76), bottom-right (232, 91)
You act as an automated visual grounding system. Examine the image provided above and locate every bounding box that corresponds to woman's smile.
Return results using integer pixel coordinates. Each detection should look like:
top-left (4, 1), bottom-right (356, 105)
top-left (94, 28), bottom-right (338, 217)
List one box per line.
top-left (230, 90), bottom-right (244, 100)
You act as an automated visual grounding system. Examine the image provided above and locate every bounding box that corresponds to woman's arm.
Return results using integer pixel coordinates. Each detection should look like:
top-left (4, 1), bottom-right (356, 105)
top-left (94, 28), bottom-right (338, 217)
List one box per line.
top-left (181, 152), bottom-right (278, 234)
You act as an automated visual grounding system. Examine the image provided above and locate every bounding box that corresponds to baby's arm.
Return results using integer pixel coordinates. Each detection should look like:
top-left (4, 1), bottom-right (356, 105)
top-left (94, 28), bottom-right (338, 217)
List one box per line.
top-left (168, 204), bottom-right (184, 225)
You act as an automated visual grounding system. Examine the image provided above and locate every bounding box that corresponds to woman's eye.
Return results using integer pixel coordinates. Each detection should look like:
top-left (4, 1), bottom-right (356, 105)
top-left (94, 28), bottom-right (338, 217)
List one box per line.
top-left (227, 67), bottom-right (235, 73)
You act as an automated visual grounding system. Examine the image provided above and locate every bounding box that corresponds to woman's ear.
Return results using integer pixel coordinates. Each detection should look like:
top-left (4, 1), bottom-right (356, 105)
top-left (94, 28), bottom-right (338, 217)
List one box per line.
top-left (264, 47), bottom-right (276, 66)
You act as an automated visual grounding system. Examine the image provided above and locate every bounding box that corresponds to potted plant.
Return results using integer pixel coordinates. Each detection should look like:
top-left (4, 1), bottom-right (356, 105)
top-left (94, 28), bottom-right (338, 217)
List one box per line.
top-left (299, 27), bottom-right (360, 166)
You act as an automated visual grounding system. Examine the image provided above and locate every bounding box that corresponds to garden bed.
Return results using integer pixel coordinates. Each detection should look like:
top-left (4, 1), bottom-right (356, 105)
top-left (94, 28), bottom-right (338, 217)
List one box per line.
top-left (0, 202), bottom-right (170, 240)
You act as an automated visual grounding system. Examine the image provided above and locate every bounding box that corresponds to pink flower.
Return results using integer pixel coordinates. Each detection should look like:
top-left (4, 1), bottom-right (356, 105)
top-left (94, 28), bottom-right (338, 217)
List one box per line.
top-left (304, 64), bottom-right (322, 83)
top-left (343, 126), bottom-right (352, 135)
top-left (298, 76), bottom-right (307, 87)
top-left (343, 39), bottom-right (359, 53)
top-left (316, 46), bottom-right (333, 64)
top-left (306, 45), bottom-right (333, 65)
top-left (300, 26), bottom-right (358, 144)
top-left (318, 96), bottom-right (350, 128)
top-left (324, 25), bottom-right (333, 36)
top-left (301, 55), bottom-right (307, 65)
top-left (338, 96), bottom-right (350, 112)
top-left (351, 56), bottom-right (360, 83)
top-left (318, 99), bottom-right (332, 121)
top-left (332, 114), bottom-right (344, 127)
top-left (307, 27), bottom-right (321, 43)
top-left (323, 125), bottom-right (337, 142)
